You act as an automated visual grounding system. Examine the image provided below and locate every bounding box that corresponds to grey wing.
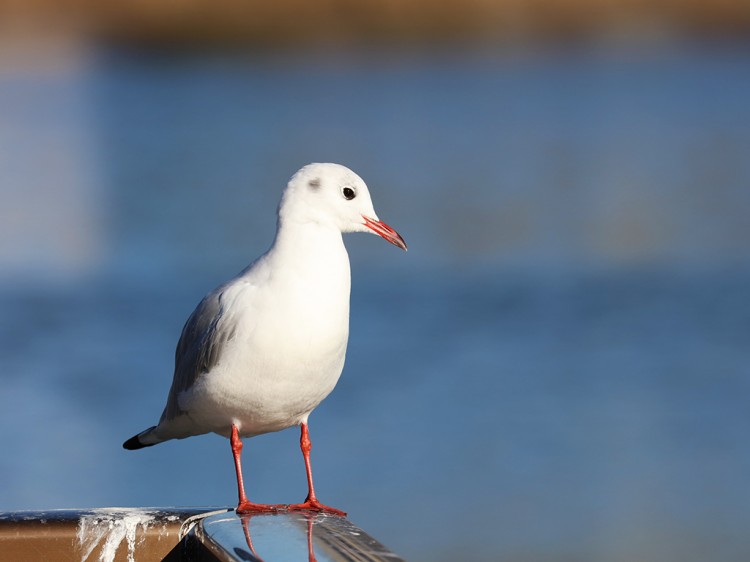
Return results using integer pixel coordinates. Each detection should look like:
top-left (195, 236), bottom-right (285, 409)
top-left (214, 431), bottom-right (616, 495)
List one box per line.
top-left (158, 288), bottom-right (237, 423)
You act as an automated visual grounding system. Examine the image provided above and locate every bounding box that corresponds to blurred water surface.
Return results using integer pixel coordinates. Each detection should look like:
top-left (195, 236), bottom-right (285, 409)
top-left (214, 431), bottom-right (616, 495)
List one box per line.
top-left (1, 42), bottom-right (749, 561)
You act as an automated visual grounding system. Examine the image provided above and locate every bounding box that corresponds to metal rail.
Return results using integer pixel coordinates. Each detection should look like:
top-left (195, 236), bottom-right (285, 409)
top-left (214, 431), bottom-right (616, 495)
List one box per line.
top-left (0, 508), bottom-right (405, 561)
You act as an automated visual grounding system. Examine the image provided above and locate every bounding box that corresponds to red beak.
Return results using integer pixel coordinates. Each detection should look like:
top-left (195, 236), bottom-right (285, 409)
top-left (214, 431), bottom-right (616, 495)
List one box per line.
top-left (362, 215), bottom-right (407, 251)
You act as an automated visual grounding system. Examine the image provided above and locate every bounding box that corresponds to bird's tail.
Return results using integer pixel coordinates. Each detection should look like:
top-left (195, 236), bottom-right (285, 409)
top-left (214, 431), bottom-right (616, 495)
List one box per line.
top-left (122, 426), bottom-right (161, 450)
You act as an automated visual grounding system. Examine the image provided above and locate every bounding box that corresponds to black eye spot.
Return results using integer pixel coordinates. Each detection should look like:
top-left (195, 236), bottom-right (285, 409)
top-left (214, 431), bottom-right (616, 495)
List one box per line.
top-left (343, 187), bottom-right (356, 200)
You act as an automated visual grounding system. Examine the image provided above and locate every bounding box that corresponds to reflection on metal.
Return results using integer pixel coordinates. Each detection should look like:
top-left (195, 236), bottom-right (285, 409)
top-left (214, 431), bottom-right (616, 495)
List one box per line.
top-left (196, 511), bottom-right (406, 562)
top-left (0, 508), bottom-right (405, 561)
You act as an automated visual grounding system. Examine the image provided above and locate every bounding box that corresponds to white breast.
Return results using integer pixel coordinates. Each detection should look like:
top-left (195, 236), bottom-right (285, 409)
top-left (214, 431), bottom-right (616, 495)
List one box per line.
top-left (180, 226), bottom-right (352, 437)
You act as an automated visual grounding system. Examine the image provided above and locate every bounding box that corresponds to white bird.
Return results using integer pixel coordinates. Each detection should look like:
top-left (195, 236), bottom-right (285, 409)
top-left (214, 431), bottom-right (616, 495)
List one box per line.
top-left (123, 163), bottom-right (406, 516)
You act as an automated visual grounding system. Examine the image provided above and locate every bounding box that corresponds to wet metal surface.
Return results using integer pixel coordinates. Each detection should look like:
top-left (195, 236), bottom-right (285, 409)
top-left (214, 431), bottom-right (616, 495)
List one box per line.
top-left (196, 511), bottom-right (406, 562)
top-left (0, 508), bottom-right (215, 561)
top-left (0, 508), bottom-right (405, 561)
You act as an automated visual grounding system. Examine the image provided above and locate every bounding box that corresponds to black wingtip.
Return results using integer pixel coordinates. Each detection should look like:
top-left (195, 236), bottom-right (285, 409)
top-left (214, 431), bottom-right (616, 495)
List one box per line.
top-left (123, 427), bottom-right (157, 450)
top-left (122, 435), bottom-right (143, 450)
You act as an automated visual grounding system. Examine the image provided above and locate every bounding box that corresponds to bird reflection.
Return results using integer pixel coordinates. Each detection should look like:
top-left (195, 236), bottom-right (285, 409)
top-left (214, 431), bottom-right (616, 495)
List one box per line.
top-left (236, 512), bottom-right (319, 562)
top-left (236, 513), bottom-right (265, 562)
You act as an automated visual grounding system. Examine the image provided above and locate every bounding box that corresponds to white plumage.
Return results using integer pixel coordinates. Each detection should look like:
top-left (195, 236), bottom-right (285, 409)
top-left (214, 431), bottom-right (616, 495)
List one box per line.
top-left (124, 163), bottom-right (406, 515)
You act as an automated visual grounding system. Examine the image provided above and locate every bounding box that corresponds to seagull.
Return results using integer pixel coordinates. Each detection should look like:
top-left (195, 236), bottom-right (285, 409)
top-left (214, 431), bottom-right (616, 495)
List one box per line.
top-left (123, 163), bottom-right (406, 516)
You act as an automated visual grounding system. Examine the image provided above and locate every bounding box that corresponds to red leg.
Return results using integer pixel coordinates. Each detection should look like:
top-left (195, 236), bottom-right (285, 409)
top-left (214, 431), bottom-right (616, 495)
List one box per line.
top-left (231, 424), bottom-right (280, 513)
top-left (287, 423), bottom-right (347, 516)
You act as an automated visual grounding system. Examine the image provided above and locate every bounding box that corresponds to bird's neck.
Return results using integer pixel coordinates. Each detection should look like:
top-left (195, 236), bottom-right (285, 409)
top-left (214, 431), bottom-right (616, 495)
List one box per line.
top-left (266, 220), bottom-right (350, 276)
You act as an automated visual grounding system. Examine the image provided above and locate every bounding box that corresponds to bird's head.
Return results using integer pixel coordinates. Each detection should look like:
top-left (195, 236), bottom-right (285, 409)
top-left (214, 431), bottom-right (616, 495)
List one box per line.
top-left (279, 163), bottom-right (407, 250)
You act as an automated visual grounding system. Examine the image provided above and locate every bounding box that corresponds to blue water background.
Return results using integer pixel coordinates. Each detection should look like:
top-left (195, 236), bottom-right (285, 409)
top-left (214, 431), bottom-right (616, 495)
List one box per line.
top-left (1, 42), bottom-right (749, 561)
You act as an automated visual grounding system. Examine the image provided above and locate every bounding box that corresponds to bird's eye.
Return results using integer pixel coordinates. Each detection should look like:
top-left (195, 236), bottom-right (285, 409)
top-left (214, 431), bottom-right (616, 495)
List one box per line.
top-left (343, 187), bottom-right (356, 200)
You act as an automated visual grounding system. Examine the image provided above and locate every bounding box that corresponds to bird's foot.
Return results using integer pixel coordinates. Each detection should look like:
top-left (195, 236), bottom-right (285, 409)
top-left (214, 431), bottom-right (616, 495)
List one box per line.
top-left (236, 501), bottom-right (284, 514)
top-left (287, 498), bottom-right (347, 517)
